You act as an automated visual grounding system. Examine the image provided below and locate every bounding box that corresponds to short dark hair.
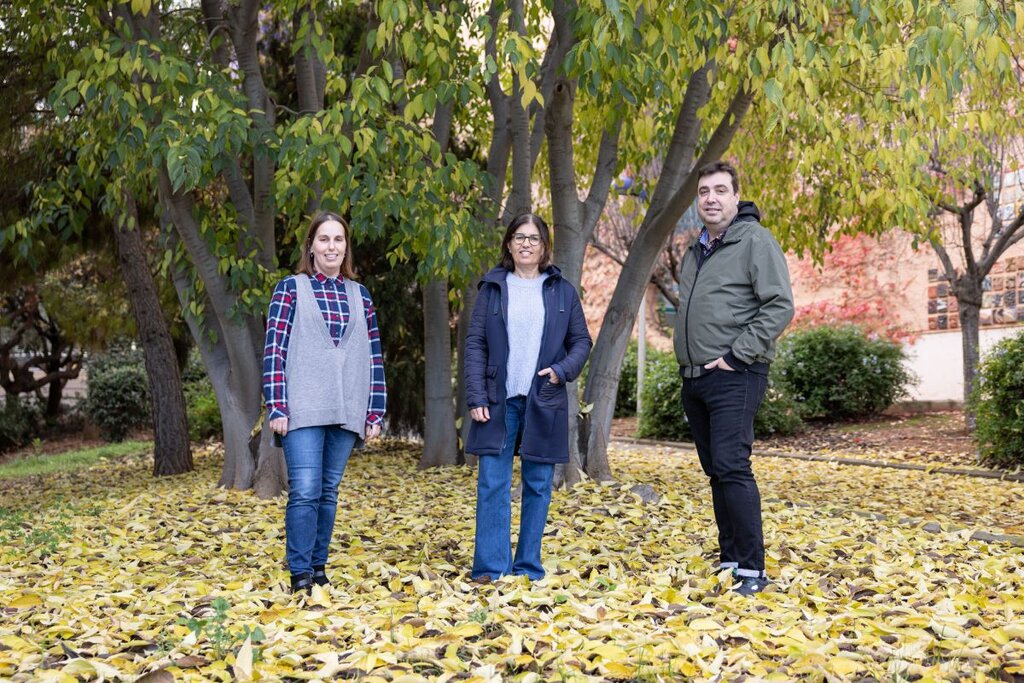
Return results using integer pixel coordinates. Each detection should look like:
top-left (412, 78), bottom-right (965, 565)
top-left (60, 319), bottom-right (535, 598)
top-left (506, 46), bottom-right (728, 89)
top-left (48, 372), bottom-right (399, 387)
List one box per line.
top-left (297, 211), bottom-right (357, 279)
top-left (696, 161), bottom-right (739, 194)
top-left (500, 213), bottom-right (553, 271)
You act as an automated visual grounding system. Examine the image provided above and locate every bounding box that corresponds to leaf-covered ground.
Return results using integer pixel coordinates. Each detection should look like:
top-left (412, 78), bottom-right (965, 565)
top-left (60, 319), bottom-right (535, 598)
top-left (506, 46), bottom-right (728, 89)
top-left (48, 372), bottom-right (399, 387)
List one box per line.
top-left (2, 441), bottom-right (1023, 682)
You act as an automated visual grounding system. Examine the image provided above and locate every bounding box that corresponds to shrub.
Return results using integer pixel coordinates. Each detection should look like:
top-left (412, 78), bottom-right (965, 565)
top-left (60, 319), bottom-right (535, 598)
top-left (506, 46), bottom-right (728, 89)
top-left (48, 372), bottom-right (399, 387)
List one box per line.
top-left (615, 340), bottom-right (640, 417)
top-left (637, 354), bottom-right (804, 441)
top-left (186, 377), bottom-right (223, 441)
top-left (636, 350), bottom-right (691, 441)
top-left (754, 364), bottom-right (804, 437)
top-left (181, 350), bottom-right (209, 385)
top-left (0, 399), bottom-right (44, 453)
top-left (775, 324), bottom-right (912, 420)
top-left (86, 349), bottom-right (151, 442)
top-left (577, 340), bottom-right (644, 417)
top-left (970, 331), bottom-right (1024, 469)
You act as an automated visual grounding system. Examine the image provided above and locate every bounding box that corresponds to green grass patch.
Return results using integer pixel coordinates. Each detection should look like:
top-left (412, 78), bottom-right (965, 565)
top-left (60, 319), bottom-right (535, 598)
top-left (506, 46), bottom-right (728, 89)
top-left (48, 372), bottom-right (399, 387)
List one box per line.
top-left (0, 440), bottom-right (152, 479)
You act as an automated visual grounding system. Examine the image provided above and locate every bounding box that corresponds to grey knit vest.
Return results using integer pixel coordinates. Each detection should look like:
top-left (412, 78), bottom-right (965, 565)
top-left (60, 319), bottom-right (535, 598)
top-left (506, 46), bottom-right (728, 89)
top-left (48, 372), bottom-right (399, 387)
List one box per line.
top-left (284, 275), bottom-right (371, 438)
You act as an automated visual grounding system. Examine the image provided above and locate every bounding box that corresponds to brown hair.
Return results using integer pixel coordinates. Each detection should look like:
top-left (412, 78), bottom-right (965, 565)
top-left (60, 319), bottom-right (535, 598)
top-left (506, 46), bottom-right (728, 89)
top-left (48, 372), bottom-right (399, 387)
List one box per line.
top-left (297, 211), bottom-right (357, 279)
top-left (500, 213), bottom-right (553, 271)
top-left (696, 161), bottom-right (740, 193)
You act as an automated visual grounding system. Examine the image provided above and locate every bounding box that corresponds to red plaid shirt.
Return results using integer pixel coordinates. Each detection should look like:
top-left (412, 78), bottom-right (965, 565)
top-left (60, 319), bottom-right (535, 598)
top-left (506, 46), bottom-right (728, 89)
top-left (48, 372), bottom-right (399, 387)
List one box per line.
top-left (262, 273), bottom-right (386, 425)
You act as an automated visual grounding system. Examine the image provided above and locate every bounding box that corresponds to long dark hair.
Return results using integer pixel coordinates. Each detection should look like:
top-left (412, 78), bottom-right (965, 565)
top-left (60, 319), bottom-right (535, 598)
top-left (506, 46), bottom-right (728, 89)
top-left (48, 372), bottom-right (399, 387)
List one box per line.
top-left (500, 212), bottom-right (552, 271)
top-left (297, 211), bottom-right (357, 279)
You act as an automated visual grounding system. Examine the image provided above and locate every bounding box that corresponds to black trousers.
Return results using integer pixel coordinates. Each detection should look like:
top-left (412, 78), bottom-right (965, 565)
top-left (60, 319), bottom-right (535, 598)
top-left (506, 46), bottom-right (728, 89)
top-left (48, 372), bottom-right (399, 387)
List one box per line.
top-left (682, 368), bottom-right (769, 577)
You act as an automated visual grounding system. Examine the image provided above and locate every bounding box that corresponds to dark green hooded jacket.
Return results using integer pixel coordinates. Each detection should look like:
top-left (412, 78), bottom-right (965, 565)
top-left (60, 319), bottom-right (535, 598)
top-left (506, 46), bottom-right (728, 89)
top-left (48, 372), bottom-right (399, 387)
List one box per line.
top-left (673, 202), bottom-right (794, 372)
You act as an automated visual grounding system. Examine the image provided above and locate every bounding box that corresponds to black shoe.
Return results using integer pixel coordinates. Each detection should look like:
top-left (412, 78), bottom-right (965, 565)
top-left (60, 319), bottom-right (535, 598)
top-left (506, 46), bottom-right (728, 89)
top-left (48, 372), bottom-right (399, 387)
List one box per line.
top-left (735, 576), bottom-right (770, 597)
top-left (312, 565), bottom-right (329, 587)
top-left (290, 572), bottom-right (314, 595)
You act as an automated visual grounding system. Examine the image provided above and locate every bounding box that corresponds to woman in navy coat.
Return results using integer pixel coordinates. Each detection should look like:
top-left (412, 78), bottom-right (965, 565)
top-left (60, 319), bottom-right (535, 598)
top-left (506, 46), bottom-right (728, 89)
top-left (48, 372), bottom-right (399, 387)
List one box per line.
top-left (464, 213), bottom-right (593, 580)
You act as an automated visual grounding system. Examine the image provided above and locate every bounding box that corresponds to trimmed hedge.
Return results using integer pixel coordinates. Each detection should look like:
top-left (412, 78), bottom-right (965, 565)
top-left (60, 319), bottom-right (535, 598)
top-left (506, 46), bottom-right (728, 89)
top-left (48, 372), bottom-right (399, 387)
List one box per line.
top-left (755, 365), bottom-right (804, 436)
top-left (186, 376), bottom-right (223, 441)
top-left (0, 399), bottom-right (44, 453)
top-left (774, 325), bottom-right (912, 420)
top-left (182, 351), bottom-right (223, 441)
top-left (636, 350), bottom-right (692, 441)
top-left (970, 331), bottom-right (1024, 469)
top-left (635, 349), bottom-right (803, 441)
top-left (88, 346), bottom-right (224, 444)
top-left (86, 354), bottom-right (151, 442)
top-left (615, 340), bottom-right (640, 417)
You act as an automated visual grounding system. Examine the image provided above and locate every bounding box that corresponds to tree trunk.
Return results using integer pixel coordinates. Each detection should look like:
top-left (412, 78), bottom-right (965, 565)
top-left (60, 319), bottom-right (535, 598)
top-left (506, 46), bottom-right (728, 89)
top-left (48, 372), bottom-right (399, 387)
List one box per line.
top-left (582, 85), bottom-right (753, 479)
top-left (45, 373), bottom-right (63, 417)
top-left (253, 422), bottom-right (287, 498)
top-left (455, 280), bottom-right (479, 466)
top-left (545, 76), bottom-right (622, 485)
top-left (420, 277), bottom-right (459, 467)
top-left (202, 340), bottom-right (264, 489)
top-left (162, 218), bottom-right (276, 492)
top-left (957, 292), bottom-right (982, 431)
top-left (115, 194), bottom-right (193, 476)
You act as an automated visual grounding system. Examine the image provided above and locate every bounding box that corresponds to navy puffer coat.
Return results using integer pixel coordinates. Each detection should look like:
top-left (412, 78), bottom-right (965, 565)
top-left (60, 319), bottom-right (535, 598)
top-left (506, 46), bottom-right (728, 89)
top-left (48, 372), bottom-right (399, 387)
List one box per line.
top-left (464, 265), bottom-right (593, 463)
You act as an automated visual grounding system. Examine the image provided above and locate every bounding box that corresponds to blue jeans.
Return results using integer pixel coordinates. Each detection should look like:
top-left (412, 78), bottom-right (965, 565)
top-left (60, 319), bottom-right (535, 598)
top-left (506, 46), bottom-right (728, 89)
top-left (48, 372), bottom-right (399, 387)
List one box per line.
top-left (282, 425), bottom-right (358, 577)
top-left (682, 368), bottom-right (769, 578)
top-left (473, 396), bottom-right (555, 580)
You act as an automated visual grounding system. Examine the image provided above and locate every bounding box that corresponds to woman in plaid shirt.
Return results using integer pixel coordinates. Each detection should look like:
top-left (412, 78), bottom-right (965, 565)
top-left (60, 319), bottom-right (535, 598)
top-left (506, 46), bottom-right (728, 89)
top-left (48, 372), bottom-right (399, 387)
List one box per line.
top-left (262, 211), bottom-right (386, 595)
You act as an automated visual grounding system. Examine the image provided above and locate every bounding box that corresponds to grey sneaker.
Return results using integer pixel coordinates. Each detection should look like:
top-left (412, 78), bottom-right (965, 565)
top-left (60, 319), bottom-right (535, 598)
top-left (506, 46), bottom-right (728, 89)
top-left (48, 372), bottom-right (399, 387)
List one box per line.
top-left (735, 576), bottom-right (770, 596)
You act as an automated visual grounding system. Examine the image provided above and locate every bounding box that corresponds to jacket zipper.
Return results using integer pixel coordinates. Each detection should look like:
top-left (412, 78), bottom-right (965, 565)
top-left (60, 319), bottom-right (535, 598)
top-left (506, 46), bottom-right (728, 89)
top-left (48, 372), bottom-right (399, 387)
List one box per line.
top-left (683, 244), bottom-right (700, 369)
top-left (495, 281), bottom-right (510, 452)
top-left (522, 275), bottom-right (555, 444)
top-left (684, 240), bottom-right (730, 370)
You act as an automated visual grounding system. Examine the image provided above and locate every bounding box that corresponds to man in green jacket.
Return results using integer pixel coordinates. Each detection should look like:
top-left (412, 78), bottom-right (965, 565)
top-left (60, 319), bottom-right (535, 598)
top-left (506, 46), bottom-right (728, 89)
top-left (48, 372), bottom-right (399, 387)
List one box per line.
top-left (673, 161), bottom-right (794, 596)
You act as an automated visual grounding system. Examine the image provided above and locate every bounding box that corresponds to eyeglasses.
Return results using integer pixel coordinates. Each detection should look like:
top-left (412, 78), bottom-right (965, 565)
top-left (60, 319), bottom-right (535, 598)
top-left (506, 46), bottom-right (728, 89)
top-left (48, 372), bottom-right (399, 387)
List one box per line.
top-left (512, 233), bottom-right (542, 245)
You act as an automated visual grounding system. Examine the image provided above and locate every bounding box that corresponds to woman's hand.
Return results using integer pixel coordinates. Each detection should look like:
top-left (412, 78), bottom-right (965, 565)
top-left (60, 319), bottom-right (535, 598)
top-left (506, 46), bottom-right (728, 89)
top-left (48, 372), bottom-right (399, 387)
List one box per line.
top-left (537, 367), bottom-right (561, 384)
top-left (365, 422), bottom-right (382, 440)
top-left (470, 406), bottom-right (490, 422)
top-left (269, 416), bottom-right (289, 437)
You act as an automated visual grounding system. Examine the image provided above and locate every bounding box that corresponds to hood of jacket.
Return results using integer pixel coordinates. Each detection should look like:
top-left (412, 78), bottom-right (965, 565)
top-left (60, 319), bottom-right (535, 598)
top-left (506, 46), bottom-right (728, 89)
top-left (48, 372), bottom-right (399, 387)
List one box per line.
top-left (732, 200), bottom-right (761, 226)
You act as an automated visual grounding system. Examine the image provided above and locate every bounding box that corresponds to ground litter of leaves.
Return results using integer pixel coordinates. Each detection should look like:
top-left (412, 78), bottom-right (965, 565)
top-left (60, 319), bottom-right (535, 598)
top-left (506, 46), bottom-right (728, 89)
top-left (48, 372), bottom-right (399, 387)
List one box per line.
top-left (2, 441), bottom-right (1023, 682)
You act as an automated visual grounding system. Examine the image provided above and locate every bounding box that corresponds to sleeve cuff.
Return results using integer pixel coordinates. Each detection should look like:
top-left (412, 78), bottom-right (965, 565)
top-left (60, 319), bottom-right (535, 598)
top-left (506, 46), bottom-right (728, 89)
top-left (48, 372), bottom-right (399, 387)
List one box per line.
top-left (550, 363), bottom-right (565, 383)
top-left (366, 413), bottom-right (384, 426)
top-left (268, 406), bottom-right (288, 420)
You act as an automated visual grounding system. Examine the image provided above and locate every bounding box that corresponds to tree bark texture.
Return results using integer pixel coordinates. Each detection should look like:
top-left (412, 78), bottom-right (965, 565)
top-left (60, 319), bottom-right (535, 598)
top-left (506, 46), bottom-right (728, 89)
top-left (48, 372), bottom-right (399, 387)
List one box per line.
top-left (115, 192), bottom-right (193, 476)
top-left (930, 177), bottom-right (1024, 430)
top-left (455, 278), bottom-right (479, 466)
top-left (160, 211), bottom-right (270, 492)
top-left (582, 85), bottom-right (754, 480)
top-left (420, 278), bottom-right (459, 467)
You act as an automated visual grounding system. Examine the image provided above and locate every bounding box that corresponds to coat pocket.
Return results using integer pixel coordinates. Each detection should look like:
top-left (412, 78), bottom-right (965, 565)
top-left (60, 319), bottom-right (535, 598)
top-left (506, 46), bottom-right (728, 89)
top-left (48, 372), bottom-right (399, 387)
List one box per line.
top-left (535, 379), bottom-right (566, 409)
top-left (485, 365), bottom-right (499, 404)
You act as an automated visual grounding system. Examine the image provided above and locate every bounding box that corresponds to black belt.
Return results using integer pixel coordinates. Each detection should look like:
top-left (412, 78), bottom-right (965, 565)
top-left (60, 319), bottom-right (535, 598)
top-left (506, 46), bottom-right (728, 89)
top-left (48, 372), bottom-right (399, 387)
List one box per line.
top-left (679, 365), bottom-right (714, 379)
top-left (679, 362), bottom-right (769, 379)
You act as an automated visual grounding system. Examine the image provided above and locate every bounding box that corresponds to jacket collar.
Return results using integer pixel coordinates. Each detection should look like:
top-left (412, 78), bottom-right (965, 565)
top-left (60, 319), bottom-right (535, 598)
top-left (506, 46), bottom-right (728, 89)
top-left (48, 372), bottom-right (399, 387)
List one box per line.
top-left (698, 202), bottom-right (761, 247)
top-left (479, 264), bottom-right (563, 287)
